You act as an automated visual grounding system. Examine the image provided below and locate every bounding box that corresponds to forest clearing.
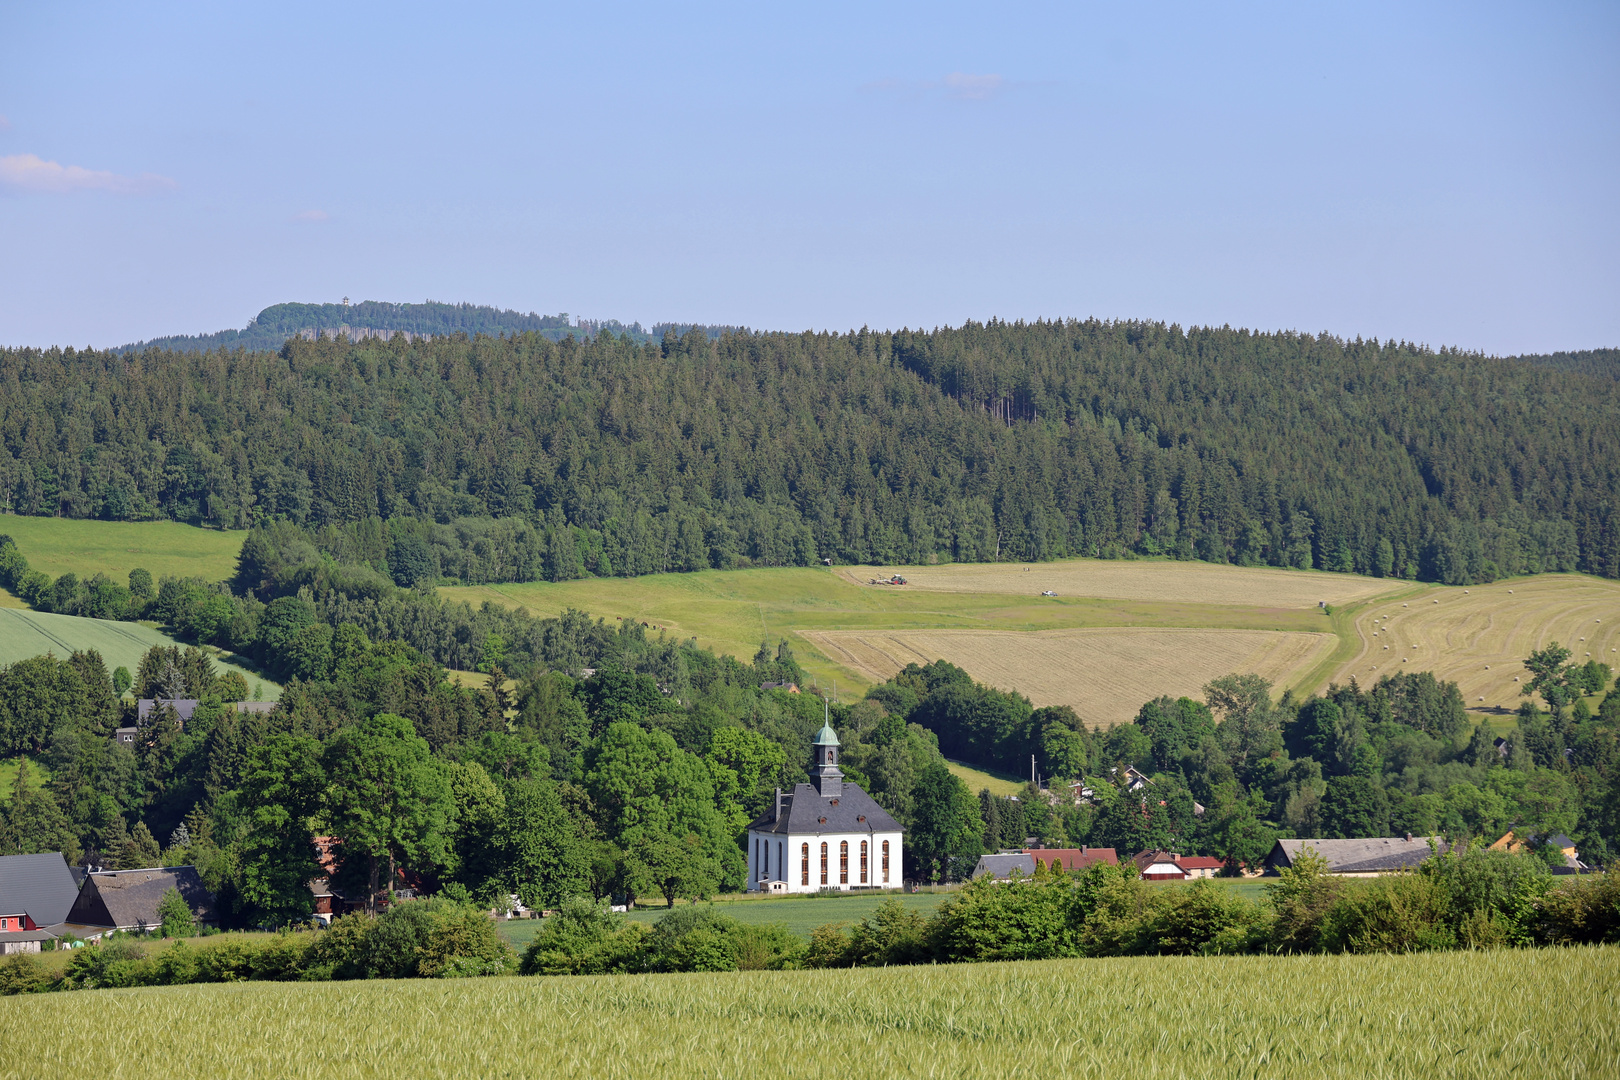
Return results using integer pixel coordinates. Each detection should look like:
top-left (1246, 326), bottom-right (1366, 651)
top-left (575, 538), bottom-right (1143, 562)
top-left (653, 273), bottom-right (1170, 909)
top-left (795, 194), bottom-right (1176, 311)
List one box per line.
top-left (804, 626), bottom-right (1337, 728)
top-left (0, 515), bottom-right (246, 583)
top-left (1, 946), bottom-right (1613, 1079)
top-left (1330, 574), bottom-right (1620, 712)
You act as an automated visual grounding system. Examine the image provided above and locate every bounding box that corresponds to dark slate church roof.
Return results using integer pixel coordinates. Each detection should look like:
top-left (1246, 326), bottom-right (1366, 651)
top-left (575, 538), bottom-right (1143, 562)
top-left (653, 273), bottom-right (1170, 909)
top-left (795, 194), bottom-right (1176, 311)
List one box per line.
top-left (747, 783), bottom-right (903, 835)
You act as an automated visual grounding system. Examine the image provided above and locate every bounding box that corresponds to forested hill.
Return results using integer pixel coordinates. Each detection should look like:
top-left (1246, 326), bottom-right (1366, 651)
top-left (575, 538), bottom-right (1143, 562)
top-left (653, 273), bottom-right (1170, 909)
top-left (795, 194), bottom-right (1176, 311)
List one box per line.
top-left (4, 318), bottom-right (1619, 585)
top-left (113, 301), bottom-right (655, 353)
top-left (1513, 348), bottom-right (1620, 380)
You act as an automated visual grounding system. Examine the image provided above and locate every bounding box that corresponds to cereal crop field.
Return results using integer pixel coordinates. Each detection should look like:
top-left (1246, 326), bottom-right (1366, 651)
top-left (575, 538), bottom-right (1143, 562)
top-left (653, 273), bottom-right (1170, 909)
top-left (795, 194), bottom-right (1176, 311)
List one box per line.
top-left (1331, 574), bottom-right (1620, 713)
top-left (0, 607), bottom-right (277, 696)
top-left (806, 626), bottom-right (1338, 727)
top-left (1, 946), bottom-right (1614, 1079)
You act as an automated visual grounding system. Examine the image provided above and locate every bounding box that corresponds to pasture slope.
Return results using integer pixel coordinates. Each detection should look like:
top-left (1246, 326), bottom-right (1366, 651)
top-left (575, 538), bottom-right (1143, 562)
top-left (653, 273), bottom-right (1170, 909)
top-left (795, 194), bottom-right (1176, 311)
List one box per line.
top-left (0, 515), bottom-right (246, 583)
top-left (0, 947), bottom-right (1613, 1079)
top-left (1330, 574), bottom-right (1620, 713)
top-left (440, 559), bottom-right (1366, 710)
top-left (0, 607), bottom-right (276, 696)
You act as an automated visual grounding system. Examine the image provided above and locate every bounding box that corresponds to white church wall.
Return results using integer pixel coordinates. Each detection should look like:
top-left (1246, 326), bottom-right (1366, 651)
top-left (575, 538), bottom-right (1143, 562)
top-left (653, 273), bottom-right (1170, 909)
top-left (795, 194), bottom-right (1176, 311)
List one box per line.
top-left (746, 830), bottom-right (903, 893)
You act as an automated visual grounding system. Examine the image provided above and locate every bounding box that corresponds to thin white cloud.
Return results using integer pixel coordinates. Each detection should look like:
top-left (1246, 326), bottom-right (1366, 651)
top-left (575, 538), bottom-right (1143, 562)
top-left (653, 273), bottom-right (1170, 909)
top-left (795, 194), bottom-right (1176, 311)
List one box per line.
top-left (0, 153), bottom-right (175, 195)
top-left (943, 73), bottom-right (1003, 100)
top-left (292, 209), bottom-right (329, 222)
top-left (860, 73), bottom-right (1008, 101)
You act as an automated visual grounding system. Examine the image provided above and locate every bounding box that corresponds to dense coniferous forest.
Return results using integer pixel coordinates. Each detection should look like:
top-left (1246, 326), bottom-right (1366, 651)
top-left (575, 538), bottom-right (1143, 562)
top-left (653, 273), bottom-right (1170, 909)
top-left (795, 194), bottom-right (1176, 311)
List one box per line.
top-left (5, 319), bottom-right (1617, 585)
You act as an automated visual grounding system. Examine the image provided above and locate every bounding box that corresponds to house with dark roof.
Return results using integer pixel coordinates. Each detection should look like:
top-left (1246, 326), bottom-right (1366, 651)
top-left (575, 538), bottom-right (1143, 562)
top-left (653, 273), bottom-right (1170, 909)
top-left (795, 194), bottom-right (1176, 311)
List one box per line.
top-left (1134, 850), bottom-right (1190, 880)
top-left (64, 866), bottom-right (216, 934)
top-left (1264, 836), bottom-right (1446, 876)
top-left (0, 852), bottom-right (82, 954)
top-left (745, 718), bottom-right (903, 891)
top-left (972, 853), bottom-right (1038, 880)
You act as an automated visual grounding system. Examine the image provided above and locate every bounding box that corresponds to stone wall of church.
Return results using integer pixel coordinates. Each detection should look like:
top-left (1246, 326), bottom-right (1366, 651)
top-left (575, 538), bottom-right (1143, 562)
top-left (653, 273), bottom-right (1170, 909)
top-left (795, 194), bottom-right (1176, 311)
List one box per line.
top-left (746, 830), bottom-right (903, 893)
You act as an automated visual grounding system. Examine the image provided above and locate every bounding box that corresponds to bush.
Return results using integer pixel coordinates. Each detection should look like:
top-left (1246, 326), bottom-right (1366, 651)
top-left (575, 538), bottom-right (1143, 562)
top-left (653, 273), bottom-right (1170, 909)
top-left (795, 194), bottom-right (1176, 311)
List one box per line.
top-left (1147, 878), bottom-right (1268, 955)
top-left (1264, 848), bottom-right (1343, 954)
top-left (1537, 869), bottom-right (1620, 945)
top-left (1319, 875), bottom-right (1456, 953)
top-left (519, 898), bottom-right (651, 976)
top-left (0, 953), bottom-right (50, 995)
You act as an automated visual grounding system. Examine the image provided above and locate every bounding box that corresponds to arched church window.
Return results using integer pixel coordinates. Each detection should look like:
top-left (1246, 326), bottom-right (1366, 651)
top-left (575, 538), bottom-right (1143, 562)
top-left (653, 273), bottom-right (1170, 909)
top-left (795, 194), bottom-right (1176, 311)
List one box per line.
top-left (860, 840), bottom-right (868, 884)
top-left (801, 843), bottom-right (809, 886)
top-left (820, 842), bottom-right (829, 886)
top-left (882, 840), bottom-right (890, 883)
top-left (839, 841), bottom-right (849, 885)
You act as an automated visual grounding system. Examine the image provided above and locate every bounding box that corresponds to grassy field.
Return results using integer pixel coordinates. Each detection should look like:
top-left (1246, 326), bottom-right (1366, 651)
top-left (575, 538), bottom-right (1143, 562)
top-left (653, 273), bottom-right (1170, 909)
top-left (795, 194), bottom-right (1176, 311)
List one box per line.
top-left (0, 607), bottom-right (278, 697)
top-left (0, 515), bottom-right (246, 583)
top-left (944, 757), bottom-right (1025, 797)
top-left (498, 891), bottom-right (950, 948)
top-left (440, 560), bottom-right (1365, 713)
top-left (0, 754), bottom-right (47, 803)
top-left (2, 946), bottom-right (1613, 1079)
top-left (1329, 574), bottom-right (1620, 714)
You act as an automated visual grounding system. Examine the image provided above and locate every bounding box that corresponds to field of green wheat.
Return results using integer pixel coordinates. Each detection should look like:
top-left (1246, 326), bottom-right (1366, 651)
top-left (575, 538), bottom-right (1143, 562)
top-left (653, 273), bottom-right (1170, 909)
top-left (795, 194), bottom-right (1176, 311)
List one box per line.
top-left (1, 946), bottom-right (1613, 1079)
top-left (0, 607), bottom-right (276, 695)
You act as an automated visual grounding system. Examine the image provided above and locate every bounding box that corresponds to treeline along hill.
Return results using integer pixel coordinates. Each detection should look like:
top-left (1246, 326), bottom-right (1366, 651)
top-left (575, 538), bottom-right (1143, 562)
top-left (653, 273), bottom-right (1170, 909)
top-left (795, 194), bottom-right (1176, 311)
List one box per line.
top-left (1, 318), bottom-right (1618, 585)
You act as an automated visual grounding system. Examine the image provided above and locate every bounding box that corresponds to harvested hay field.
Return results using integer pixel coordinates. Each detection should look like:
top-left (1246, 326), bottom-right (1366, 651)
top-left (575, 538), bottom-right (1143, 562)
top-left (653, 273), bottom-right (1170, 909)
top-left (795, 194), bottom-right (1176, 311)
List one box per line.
top-left (841, 558), bottom-right (1395, 609)
top-left (1333, 574), bottom-right (1620, 713)
top-left (804, 626), bottom-right (1336, 727)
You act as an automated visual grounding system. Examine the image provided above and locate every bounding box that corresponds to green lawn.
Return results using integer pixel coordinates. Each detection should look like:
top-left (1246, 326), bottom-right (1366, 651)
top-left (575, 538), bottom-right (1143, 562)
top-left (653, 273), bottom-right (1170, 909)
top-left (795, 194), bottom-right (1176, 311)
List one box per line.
top-left (498, 891), bottom-right (950, 948)
top-left (0, 515), bottom-right (246, 583)
top-left (0, 607), bottom-right (278, 697)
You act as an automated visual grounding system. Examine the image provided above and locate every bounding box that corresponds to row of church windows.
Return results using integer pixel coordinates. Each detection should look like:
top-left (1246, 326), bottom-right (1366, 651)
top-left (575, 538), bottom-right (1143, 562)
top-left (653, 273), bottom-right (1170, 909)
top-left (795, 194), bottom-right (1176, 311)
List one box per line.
top-left (753, 839), bottom-right (889, 886)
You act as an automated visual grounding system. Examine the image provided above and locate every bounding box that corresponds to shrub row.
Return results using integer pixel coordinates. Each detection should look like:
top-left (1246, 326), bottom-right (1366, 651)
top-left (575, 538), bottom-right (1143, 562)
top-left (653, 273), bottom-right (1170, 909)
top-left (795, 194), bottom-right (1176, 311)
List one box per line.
top-left (0, 898), bottom-right (512, 995)
top-left (523, 849), bottom-right (1620, 976)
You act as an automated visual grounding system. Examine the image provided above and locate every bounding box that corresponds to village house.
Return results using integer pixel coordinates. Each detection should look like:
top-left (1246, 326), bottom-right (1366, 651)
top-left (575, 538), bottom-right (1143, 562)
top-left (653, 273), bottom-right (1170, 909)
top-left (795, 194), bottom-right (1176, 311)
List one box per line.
top-left (1489, 830), bottom-right (1588, 871)
top-left (1263, 836), bottom-right (1447, 876)
top-left (1134, 849), bottom-right (1192, 880)
top-left (0, 852), bottom-right (81, 955)
top-left (745, 719), bottom-right (903, 892)
top-left (1023, 847), bottom-right (1118, 872)
top-left (64, 866), bottom-right (216, 936)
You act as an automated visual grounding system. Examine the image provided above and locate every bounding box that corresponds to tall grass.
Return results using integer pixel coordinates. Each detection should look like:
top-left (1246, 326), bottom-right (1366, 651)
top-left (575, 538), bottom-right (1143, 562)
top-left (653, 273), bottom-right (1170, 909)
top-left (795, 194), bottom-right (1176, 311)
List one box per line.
top-left (1, 947), bottom-right (1614, 1078)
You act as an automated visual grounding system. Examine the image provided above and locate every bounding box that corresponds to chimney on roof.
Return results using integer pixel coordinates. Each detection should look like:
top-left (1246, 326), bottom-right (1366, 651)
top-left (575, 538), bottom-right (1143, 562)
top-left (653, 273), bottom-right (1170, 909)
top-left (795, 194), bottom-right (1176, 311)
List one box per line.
top-left (1404, 832), bottom-right (1413, 842)
top-left (774, 788), bottom-right (782, 822)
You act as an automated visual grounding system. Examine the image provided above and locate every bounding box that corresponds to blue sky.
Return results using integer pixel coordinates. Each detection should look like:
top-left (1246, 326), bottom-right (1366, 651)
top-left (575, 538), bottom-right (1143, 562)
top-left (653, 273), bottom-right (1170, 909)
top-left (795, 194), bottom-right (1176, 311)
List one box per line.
top-left (1, 2), bottom-right (1615, 353)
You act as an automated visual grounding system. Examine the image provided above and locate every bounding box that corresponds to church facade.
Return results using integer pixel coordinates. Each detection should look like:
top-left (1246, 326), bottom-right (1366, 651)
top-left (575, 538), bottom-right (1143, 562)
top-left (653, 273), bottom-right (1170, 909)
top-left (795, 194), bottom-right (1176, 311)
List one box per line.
top-left (744, 721), bottom-right (904, 892)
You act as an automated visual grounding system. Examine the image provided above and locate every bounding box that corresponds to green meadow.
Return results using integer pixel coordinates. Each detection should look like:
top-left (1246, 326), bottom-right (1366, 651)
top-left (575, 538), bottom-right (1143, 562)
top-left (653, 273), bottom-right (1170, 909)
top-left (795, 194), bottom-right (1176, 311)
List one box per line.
top-left (2, 946), bottom-right (1613, 1079)
top-left (0, 515), bottom-right (246, 583)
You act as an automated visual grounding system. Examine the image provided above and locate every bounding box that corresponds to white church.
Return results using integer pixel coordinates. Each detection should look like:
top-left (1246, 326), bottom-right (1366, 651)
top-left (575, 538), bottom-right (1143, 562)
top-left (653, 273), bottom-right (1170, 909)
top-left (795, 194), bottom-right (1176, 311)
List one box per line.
top-left (745, 720), bottom-right (904, 892)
